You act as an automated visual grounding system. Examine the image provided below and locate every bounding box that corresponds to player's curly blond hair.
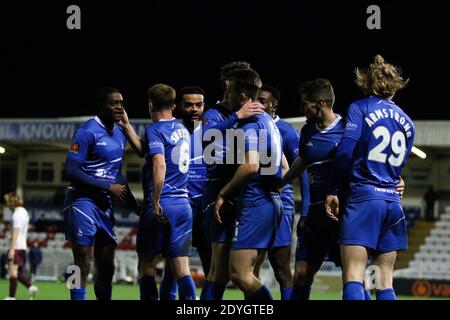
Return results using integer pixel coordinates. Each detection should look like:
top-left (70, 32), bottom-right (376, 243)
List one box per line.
top-left (355, 55), bottom-right (409, 98)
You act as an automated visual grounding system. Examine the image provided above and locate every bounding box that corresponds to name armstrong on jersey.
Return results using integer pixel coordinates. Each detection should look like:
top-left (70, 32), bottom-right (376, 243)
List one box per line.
top-left (364, 107), bottom-right (413, 138)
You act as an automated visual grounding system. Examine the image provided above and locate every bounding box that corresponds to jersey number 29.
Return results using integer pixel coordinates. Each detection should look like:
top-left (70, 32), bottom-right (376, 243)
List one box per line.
top-left (368, 126), bottom-right (406, 167)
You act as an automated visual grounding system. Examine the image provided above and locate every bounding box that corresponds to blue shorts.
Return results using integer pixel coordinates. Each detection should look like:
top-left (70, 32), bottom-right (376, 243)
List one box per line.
top-left (340, 200), bottom-right (408, 253)
top-left (202, 181), bottom-right (236, 244)
top-left (231, 198), bottom-right (280, 250)
top-left (63, 195), bottom-right (116, 247)
top-left (137, 199), bottom-right (193, 258)
top-left (272, 210), bottom-right (294, 248)
top-left (295, 203), bottom-right (341, 266)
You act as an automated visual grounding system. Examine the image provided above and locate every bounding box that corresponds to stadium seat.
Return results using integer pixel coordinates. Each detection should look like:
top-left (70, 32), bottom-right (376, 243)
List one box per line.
top-left (401, 211), bottom-right (450, 280)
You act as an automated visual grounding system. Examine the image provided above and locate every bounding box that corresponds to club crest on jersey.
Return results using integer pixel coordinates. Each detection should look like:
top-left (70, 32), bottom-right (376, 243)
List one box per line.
top-left (70, 143), bottom-right (80, 153)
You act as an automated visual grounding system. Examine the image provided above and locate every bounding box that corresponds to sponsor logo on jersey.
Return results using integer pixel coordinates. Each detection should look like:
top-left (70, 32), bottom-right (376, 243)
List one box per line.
top-left (346, 122), bottom-right (358, 131)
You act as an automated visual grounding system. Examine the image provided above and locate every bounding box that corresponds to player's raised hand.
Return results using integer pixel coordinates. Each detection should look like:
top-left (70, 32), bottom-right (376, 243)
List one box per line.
top-left (236, 99), bottom-right (265, 119)
top-left (325, 195), bottom-right (339, 222)
top-left (214, 194), bottom-right (225, 224)
top-left (118, 108), bottom-right (130, 128)
top-left (396, 176), bottom-right (405, 199)
top-left (109, 183), bottom-right (128, 202)
top-left (153, 202), bottom-right (167, 223)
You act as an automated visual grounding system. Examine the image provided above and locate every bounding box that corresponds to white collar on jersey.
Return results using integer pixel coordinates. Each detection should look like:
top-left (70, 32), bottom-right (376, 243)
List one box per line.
top-left (273, 115), bottom-right (281, 123)
top-left (157, 118), bottom-right (176, 122)
top-left (94, 116), bottom-right (116, 132)
top-left (315, 114), bottom-right (342, 133)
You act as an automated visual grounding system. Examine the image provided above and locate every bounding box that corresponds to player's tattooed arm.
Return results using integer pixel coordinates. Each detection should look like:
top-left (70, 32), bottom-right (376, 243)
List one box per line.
top-left (214, 151), bottom-right (259, 224)
top-left (280, 156), bottom-right (305, 186)
top-left (152, 154), bottom-right (167, 223)
top-left (118, 108), bottom-right (145, 157)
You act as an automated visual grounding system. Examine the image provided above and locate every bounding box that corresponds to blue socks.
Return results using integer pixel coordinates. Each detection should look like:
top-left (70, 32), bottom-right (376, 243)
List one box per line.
top-left (246, 285), bottom-right (273, 301)
top-left (70, 287), bottom-right (87, 300)
top-left (177, 275), bottom-right (197, 300)
top-left (200, 280), bottom-right (212, 300)
top-left (200, 280), bottom-right (226, 300)
top-left (94, 283), bottom-right (112, 300)
top-left (291, 285), bottom-right (311, 300)
top-left (139, 276), bottom-right (158, 300)
top-left (343, 281), bottom-right (365, 300)
top-left (281, 287), bottom-right (293, 300)
top-left (376, 288), bottom-right (396, 300)
top-left (160, 268), bottom-right (178, 300)
top-left (364, 289), bottom-right (372, 300)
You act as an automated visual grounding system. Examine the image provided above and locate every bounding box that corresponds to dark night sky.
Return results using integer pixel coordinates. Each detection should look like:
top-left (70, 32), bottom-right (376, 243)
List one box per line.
top-left (0, 0), bottom-right (449, 120)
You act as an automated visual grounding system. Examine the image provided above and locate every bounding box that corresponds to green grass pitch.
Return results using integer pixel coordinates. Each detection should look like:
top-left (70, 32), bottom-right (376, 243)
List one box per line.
top-left (0, 279), bottom-right (445, 300)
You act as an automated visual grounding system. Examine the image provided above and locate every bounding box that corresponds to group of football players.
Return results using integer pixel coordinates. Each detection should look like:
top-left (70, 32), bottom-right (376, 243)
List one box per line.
top-left (63, 55), bottom-right (414, 300)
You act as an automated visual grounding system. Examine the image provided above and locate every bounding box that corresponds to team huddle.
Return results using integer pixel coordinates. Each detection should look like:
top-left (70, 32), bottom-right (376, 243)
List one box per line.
top-left (63, 56), bottom-right (415, 300)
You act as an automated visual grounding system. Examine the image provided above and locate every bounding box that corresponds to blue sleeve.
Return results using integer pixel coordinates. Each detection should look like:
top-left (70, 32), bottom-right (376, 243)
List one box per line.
top-left (327, 137), bottom-right (358, 195)
top-left (300, 171), bottom-right (310, 217)
top-left (67, 127), bottom-right (93, 163)
top-left (405, 126), bottom-right (415, 164)
top-left (298, 126), bottom-right (308, 158)
top-left (116, 171), bottom-right (126, 185)
top-left (66, 158), bottom-right (112, 190)
top-left (243, 122), bottom-right (259, 152)
top-left (202, 109), bottom-right (239, 134)
top-left (146, 127), bottom-right (165, 156)
top-left (285, 128), bottom-right (300, 163)
top-left (342, 103), bottom-right (365, 142)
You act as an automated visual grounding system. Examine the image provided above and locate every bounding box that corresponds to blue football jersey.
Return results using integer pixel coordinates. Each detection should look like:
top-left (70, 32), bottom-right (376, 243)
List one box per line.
top-left (201, 103), bottom-right (239, 181)
top-left (67, 116), bottom-right (127, 199)
top-left (299, 116), bottom-right (345, 204)
top-left (238, 113), bottom-right (283, 206)
top-left (141, 119), bottom-right (190, 204)
top-left (343, 96), bottom-right (415, 202)
top-left (187, 124), bottom-right (207, 202)
top-left (274, 116), bottom-right (299, 208)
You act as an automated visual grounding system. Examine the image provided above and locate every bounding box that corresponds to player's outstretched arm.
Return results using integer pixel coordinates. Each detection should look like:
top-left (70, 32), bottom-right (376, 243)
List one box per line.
top-left (118, 108), bottom-right (145, 157)
top-left (280, 156), bottom-right (305, 187)
top-left (214, 151), bottom-right (259, 223)
top-left (151, 154), bottom-right (167, 223)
